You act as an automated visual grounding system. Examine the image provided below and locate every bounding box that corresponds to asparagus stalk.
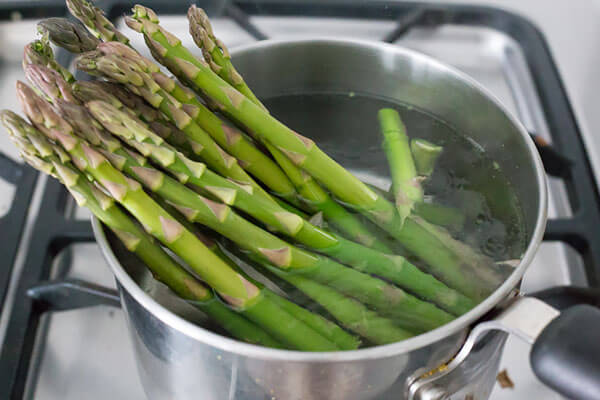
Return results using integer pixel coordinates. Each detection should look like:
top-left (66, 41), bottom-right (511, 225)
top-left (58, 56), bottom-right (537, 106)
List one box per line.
top-left (215, 245), bottom-right (361, 350)
top-left (74, 133), bottom-right (454, 330)
top-left (66, 0), bottom-right (129, 44)
top-left (75, 46), bottom-right (283, 207)
top-left (414, 201), bottom-right (465, 232)
top-left (156, 202), bottom-right (360, 350)
top-left (185, 9), bottom-right (396, 253)
top-left (126, 6), bottom-right (501, 301)
top-left (29, 47), bottom-right (356, 344)
top-left (378, 108), bottom-right (423, 224)
top-left (266, 141), bottom-right (392, 252)
top-left (234, 249), bottom-right (414, 344)
top-left (37, 17), bottom-right (100, 53)
top-left (87, 99), bottom-right (475, 315)
top-left (411, 138), bottom-right (443, 177)
top-left (0, 110), bottom-right (283, 348)
top-left (25, 65), bottom-right (80, 104)
top-left (58, 1), bottom-right (392, 252)
top-left (257, 261), bottom-right (416, 345)
top-left (23, 36), bottom-right (74, 84)
top-left (102, 42), bottom-right (299, 203)
top-left (187, 5), bottom-right (266, 111)
top-left (16, 82), bottom-right (339, 351)
top-left (57, 2), bottom-right (300, 205)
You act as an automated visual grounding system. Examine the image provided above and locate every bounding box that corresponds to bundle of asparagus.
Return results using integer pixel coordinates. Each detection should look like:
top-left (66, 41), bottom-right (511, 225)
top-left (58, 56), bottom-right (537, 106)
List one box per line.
top-left (0, 0), bottom-right (508, 351)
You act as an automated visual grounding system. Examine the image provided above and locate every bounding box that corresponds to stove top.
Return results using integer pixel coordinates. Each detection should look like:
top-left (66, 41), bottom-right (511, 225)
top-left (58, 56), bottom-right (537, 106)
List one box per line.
top-left (1, 2), bottom-right (599, 399)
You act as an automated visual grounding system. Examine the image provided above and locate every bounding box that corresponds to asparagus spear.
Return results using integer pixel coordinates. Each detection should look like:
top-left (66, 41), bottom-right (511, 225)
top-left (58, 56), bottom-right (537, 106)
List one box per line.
top-left (37, 17), bottom-right (100, 53)
top-left (66, 0), bottom-right (129, 44)
top-left (266, 141), bottom-right (393, 252)
top-left (75, 47), bottom-right (285, 207)
top-left (86, 39), bottom-right (391, 251)
top-left (25, 64), bottom-right (80, 104)
top-left (73, 128), bottom-right (454, 331)
top-left (215, 245), bottom-right (361, 350)
top-left (16, 82), bottom-right (339, 351)
top-left (1, 109), bottom-right (283, 348)
top-left (378, 108), bottom-right (423, 225)
top-left (70, 80), bottom-right (198, 159)
top-left (87, 99), bottom-right (474, 315)
top-left (59, 1), bottom-right (300, 205)
top-left (185, 9), bottom-right (396, 253)
top-left (55, 2), bottom-right (390, 252)
top-left (414, 201), bottom-right (465, 232)
top-left (126, 6), bottom-right (501, 301)
top-left (97, 42), bottom-right (299, 204)
top-left (187, 5), bottom-right (266, 111)
top-left (233, 249), bottom-right (416, 344)
top-left (23, 36), bottom-right (74, 84)
top-left (411, 138), bottom-right (443, 177)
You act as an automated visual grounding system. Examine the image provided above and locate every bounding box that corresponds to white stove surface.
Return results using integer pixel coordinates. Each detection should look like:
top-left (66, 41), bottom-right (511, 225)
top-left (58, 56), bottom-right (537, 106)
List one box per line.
top-left (1, 1), bottom-right (599, 399)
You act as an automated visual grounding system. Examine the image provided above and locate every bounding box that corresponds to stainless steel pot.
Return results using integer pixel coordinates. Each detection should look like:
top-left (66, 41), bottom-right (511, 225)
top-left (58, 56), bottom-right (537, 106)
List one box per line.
top-left (92, 39), bottom-right (600, 400)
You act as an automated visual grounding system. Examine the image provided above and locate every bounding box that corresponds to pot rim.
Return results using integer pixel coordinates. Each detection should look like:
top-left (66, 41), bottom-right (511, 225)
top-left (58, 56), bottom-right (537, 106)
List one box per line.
top-left (92, 37), bottom-right (548, 362)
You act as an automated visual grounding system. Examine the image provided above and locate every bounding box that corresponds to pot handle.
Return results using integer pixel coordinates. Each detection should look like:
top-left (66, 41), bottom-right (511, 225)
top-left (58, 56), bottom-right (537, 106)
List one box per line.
top-left (27, 278), bottom-right (121, 311)
top-left (406, 293), bottom-right (600, 400)
top-left (530, 304), bottom-right (600, 400)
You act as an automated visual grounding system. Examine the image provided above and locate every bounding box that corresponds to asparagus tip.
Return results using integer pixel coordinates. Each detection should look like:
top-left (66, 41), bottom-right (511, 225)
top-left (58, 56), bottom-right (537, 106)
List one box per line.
top-left (37, 17), bottom-right (100, 53)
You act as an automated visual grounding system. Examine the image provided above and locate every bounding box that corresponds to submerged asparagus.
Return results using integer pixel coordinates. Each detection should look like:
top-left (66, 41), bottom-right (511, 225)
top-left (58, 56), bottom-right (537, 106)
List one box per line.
top-left (16, 81), bottom-right (340, 351)
top-left (126, 6), bottom-right (502, 301)
top-left (411, 138), bottom-right (443, 177)
top-left (379, 108), bottom-right (423, 225)
top-left (240, 252), bottom-right (416, 345)
top-left (0, 110), bottom-right (283, 348)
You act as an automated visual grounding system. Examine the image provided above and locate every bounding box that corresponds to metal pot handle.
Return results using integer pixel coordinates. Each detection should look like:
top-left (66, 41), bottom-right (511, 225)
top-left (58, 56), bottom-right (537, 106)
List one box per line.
top-left (406, 290), bottom-right (600, 400)
top-left (27, 278), bottom-right (121, 310)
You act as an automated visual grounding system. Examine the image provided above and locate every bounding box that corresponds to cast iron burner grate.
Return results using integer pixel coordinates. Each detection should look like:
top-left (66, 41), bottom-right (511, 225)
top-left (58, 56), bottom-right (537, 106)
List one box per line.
top-left (0, 1), bottom-right (599, 399)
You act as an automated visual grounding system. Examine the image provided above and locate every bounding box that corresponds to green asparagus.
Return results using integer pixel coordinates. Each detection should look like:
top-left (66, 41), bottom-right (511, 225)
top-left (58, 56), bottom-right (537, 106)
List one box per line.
top-left (235, 251), bottom-right (416, 344)
top-left (37, 17), bottom-right (100, 53)
top-left (411, 138), bottom-right (443, 177)
top-left (23, 36), bottom-right (74, 84)
top-left (1, 109), bottom-right (283, 348)
top-left (17, 81), bottom-right (340, 351)
top-left (66, 0), bottom-right (130, 44)
top-left (126, 6), bottom-right (501, 301)
top-left (86, 99), bottom-right (475, 315)
top-left (76, 45), bottom-right (284, 206)
top-left (379, 108), bottom-right (423, 224)
top-left (187, 5), bottom-right (266, 111)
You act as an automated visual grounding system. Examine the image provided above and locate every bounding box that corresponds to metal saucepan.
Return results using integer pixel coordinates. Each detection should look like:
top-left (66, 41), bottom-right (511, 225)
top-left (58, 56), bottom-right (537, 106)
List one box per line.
top-left (92, 39), bottom-right (600, 400)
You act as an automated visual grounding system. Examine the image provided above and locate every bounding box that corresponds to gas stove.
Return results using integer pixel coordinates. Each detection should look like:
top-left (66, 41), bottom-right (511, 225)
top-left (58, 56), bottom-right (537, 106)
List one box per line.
top-left (1, 1), bottom-right (599, 399)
